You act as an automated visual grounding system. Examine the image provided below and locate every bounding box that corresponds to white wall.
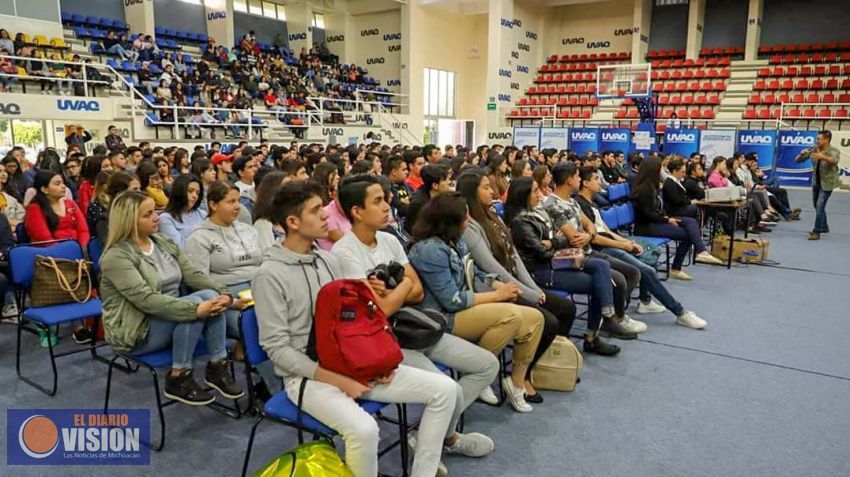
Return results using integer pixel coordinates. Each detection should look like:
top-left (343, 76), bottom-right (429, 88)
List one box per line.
top-left (352, 10), bottom-right (402, 93)
top-left (543, 0), bottom-right (635, 56)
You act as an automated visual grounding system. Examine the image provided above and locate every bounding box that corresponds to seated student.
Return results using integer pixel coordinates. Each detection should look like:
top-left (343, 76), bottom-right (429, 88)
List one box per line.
top-left (729, 154), bottom-right (779, 224)
top-left (457, 169), bottom-right (576, 401)
top-left (253, 171), bottom-right (289, 250)
top-left (486, 155), bottom-right (510, 201)
top-left (404, 164), bottom-right (451, 235)
top-left (87, 171), bottom-right (141, 245)
top-left (662, 157), bottom-right (699, 219)
top-left (383, 156), bottom-right (413, 225)
top-left (25, 170), bottom-right (90, 248)
top-left (190, 158), bottom-right (217, 214)
top-left (746, 154), bottom-right (800, 220)
top-left (575, 167), bottom-right (708, 329)
top-left (253, 180), bottom-right (461, 477)
top-left (329, 174), bottom-right (498, 448)
top-left (137, 161), bottom-right (169, 210)
top-left (707, 157), bottom-right (772, 232)
top-left (316, 183), bottom-right (352, 252)
top-left (0, 167), bottom-right (24, 229)
top-left (232, 156), bottom-right (257, 222)
top-left (100, 191), bottom-right (242, 405)
top-left (158, 175), bottom-right (206, 249)
top-left (735, 154), bottom-right (791, 222)
top-left (683, 161), bottom-right (706, 201)
top-left (632, 156), bottom-right (722, 281)
top-left (408, 193), bottom-right (545, 413)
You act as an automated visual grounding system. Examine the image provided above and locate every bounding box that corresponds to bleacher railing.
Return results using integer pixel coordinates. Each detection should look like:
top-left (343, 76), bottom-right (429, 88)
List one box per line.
top-left (0, 54), bottom-right (114, 96)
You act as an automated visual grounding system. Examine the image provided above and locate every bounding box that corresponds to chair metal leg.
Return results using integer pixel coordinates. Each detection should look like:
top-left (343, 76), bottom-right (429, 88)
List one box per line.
top-left (397, 404), bottom-right (409, 477)
top-left (241, 415), bottom-right (264, 477)
top-left (103, 354), bottom-right (120, 413)
top-left (149, 367), bottom-right (167, 452)
top-left (16, 323), bottom-right (60, 396)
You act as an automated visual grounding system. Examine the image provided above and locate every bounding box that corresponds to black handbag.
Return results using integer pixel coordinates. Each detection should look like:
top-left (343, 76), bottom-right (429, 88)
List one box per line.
top-left (388, 307), bottom-right (449, 350)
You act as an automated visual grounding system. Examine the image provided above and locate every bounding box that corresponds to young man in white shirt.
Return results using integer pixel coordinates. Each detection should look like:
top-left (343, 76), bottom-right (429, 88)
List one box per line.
top-left (331, 174), bottom-right (499, 461)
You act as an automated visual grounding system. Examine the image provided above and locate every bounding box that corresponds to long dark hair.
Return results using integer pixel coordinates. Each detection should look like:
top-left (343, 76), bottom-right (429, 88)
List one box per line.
top-left (33, 170), bottom-right (64, 233)
top-left (411, 192), bottom-right (468, 244)
top-left (504, 176), bottom-right (534, 225)
top-left (456, 170), bottom-right (513, 267)
top-left (136, 160), bottom-right (158, 190)
top-left (163, 174), bottom-right (202, 222)
top-left (254, 171), bottom-right (287, 221)
top-left (630, 155), bottom-right (662, 200)
top-left (311, 161), bottom-right (338, 205)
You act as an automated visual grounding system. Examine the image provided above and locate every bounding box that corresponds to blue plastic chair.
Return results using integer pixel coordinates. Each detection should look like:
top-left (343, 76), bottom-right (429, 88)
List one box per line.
top-left (154, 26), bottom-right (166, 37)
top-left (112, 19), bottom-right (127, 31)
top-left (103, 338), bottom-right (241, 452)
top-left (600, 207), bottom-right (618, 230)
top-left (608, 183), bottom-right (626, 202)
top-left (70, 14), bottom-right (84, 25)
top-left (493, 201), bottom-right (505, 219)
top-left (613, 204), bottom-right (630, 231)
top-left (10, 240), bottom-right (106, 395)
top-left (238, 308), bottom-right (409, 477)
top-left (61, 11), bottom-right (72, 24)
top-left (84, 16), bottom-right (99, 27)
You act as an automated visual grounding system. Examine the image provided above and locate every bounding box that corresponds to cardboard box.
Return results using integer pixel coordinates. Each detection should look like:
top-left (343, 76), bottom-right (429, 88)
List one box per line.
top-left (705, 186), bottom-right (746, 202)
top-left (711, 235), bottom-right (770, 263)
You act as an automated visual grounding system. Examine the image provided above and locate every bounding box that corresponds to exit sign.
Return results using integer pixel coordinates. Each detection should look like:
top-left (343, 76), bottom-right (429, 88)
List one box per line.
top-left (487, 103), bottom-right (497, 111)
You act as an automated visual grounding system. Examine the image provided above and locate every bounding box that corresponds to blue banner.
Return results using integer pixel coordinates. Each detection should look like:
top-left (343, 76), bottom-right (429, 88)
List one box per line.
top-left (736, 130), bottom-right (777, 175)
top-left (663, 129), bottom-right (701, 157)
top-left (568, 128), bottom-right (599, 155)
top-left (7, 409), bottom-right (150, 465)
top-left (599, 129), bottom-right (631, 155)
top-left (776, 130), bottom-right (817, 186)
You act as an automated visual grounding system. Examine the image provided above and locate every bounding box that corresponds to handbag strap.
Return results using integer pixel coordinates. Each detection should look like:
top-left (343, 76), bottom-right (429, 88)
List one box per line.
top-left (43, 257), bottom-right (92, 303)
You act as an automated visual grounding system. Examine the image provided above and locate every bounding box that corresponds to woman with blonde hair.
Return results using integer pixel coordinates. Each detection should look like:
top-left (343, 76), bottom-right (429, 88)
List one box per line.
top-left (99, 190), bottom-right (242, 405)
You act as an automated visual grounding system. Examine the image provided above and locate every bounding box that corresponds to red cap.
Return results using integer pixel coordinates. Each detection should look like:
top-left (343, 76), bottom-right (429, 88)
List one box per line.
top-left (211, 153), bottom-right (233, 165)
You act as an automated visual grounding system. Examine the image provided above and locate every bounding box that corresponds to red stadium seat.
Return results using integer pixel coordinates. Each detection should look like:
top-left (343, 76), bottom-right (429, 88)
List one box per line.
top-left (757, 109), bottom-right (771, 119)
top-left (835, 109), bottom-right (848, 119)
top-left (702, 110), bottom-right (715, 120)
top-left (762, 93), bottom-right (776, 104)
top-left (817, 108), bottom-right (831, 118)
top-left (791, 93), bottom-right (804, 103)
top-left (787, 108), bottom-right (800, 118)
top-left (707, 94), bottom-right (720, 105)
top-left (754, 80), bottom-right (766, 91)
top-left (823, 93), bottom-right (836, 103)
top-left (805, 93), bottom-right (820, 103)
top-left (801, 108), bottom-right (816, 118)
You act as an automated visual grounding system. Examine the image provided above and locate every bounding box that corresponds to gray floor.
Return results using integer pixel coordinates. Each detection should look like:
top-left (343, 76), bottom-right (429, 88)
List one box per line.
top-left (1, 189), bottom-right (849, 477)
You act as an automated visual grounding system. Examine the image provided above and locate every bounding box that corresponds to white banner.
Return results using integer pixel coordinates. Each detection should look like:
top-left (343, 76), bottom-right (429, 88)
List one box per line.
top-left (512, 127), bottom-right (540, 148)
top-left (699, 129), bottom-right (736, 159)
top-left (540, 128), bottom-right (569, 150)
top-left (833, 131), bottom-right (850, 186)
top-left (0, 93), bottom-right (115, 121)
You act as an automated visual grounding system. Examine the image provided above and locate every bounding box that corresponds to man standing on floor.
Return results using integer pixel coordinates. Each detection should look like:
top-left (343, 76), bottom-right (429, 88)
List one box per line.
top-left (796, 130), bottom-right (841, 241)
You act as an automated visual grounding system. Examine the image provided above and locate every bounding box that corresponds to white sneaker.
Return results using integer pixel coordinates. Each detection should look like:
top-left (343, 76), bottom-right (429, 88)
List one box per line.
top-left (622, 314), bottom-right (648, 334)
top-left (407, 434), bottom-right (448, 477)
top-left (477, 386), bottom-right (499, 405)
top-left (2, 302), bottom-right (19, 317)
top-left (501, 377), bottom-right (532, 413)
top-left (444, 432), bottom-right (494, 457)
top-left (669, 270), bottom-right (693, 281)
top-left (636, 299), bottom-right (666, 314)
top-left (676, 310), bottom-right (707, 329)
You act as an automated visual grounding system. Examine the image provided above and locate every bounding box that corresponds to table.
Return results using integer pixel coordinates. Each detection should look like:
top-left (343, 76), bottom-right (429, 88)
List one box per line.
top-left (694, 199), bottom-right (750, 269)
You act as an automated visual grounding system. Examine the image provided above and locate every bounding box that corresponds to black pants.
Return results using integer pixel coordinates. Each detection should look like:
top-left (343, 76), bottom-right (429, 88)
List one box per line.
top-left (526, 290), bottom-right (576, 380)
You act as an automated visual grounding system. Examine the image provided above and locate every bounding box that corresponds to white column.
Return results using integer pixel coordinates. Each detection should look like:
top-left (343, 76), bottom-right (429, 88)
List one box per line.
top-left (204, 0), bottom-right (234, 49)
top-left (124, 0), bottom-right (155, 37)
top-left (631, 0), bottom-right (652, 63)
top-left (485, 0), bottom-right (514, 139)
top-left (401, 3), bottom-right (419, 134)
top-left (685, 0), bottom-right (706, 60)
top-left (744, 0), bottom-right (764, 61)
top-left (285, 3), bottom-right (313, 55)
top-left (325, 12), bottom-right (354, 65)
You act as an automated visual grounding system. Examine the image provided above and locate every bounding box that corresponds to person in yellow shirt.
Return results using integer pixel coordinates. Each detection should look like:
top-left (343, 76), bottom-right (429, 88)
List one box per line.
top-left (136, 160), bottom-right (169, 210)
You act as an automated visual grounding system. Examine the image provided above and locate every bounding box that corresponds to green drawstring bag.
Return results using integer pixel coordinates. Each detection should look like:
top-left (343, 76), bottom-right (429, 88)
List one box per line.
top-left (254, 441), bottom-right (352, 477)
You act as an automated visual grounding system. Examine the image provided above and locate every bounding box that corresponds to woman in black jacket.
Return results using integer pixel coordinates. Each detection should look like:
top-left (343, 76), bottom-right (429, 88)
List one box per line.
top-left (505, 177), bottom-right (622, 356)
top-left (631, 157), bottom-right (721, 280)
top-left (661, 157), bottom-right (698, 218)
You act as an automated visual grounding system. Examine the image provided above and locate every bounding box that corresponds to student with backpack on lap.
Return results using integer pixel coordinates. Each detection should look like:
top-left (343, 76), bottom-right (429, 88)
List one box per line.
top-left (252, 180), bottom-right (460, 477)
top-left (329, 174), bottom-right (499, 454)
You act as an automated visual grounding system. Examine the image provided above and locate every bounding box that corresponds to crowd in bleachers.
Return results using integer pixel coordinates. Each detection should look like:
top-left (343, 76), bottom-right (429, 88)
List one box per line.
top-left (0, 128), bottom-right (813, 474)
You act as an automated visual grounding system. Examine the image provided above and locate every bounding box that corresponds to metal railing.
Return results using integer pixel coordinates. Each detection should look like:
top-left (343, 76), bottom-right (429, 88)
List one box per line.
top-left (0, 54), bottom-right (114, 96)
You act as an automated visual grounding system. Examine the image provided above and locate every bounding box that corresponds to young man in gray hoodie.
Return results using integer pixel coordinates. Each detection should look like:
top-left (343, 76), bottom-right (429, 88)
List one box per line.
top-left (252, 180), bottom-right (459, 477)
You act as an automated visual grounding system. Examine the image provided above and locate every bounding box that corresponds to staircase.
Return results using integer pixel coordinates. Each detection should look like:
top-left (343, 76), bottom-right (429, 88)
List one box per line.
top-left (713, 59), bottom-right (769, 128)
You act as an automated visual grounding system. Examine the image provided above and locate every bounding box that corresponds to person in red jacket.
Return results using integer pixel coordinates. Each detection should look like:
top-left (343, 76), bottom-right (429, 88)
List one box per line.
top-left (24, 170), bottom-right (90, 248)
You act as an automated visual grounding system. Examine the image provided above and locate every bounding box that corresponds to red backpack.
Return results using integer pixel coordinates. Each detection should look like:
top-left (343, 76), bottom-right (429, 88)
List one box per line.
top-left (312, 280), bottom-right (403, 384)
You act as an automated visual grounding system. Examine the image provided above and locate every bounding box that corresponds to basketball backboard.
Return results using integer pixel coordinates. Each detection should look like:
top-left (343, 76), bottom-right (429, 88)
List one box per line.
top-left (596, 63), bottom-right (652, 99)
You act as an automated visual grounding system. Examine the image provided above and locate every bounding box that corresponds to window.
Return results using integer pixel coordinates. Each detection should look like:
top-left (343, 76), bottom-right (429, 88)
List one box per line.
top-left (423, 68), bottom-right (456, 117)
top-left (177, 0), bottom-right (203, 4)
top-left (312, 13), bottom-right (325, 29)
top-left (248, 0), bottom-right (262, 15)
top-left (262, 1), bottom-right (276, 18)
top-left (276, 4), bottom-right (286, 20)
top-left (234, 0), bottom-right (247, 12)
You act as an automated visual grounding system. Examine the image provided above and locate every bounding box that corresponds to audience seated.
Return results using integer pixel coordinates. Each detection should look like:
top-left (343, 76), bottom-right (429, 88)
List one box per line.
top-left (158, 174), bottom-right (206, 248)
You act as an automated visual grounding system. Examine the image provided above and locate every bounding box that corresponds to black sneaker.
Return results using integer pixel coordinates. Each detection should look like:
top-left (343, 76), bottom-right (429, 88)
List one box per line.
top-left (72, 327), bottom-right (95, 345)
top-left (204, 360), bottom-right (244, 399)
top-left (165, 370), bottom-right (216, 406)
top-left (583, 336), bottom-right (621, 356)
top-left (599, 318), bottom-right (638, 340)
top-left (252, 380), bottom-right (272, 404)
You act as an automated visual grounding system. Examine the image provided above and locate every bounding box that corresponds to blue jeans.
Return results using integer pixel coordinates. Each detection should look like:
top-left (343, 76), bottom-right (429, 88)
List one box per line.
top-left (812, 184), bottom-right (832, 234)
top-left (532, 256), bottom-right (614, 334)
top-left (129, 289), bottom-right (228, 370)
top-left (601, 247), bottom-right (685, 316)
top-left (635, 216), bottom-right (707, 270)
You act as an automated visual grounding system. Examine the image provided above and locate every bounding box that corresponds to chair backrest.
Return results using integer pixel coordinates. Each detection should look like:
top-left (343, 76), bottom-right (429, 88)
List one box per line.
top-left (492, 201), bottom-right (505, 219)
top-left (239, 308), bottom-right (270, 367)
top-left (10, 240), bottom-right (82, 288)
top-left (600, 207), bottom-right (618, 230)
top-left (614, 204), bottom-right (630, 229)
top-left (88, 238), bottom-right (103, 275)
